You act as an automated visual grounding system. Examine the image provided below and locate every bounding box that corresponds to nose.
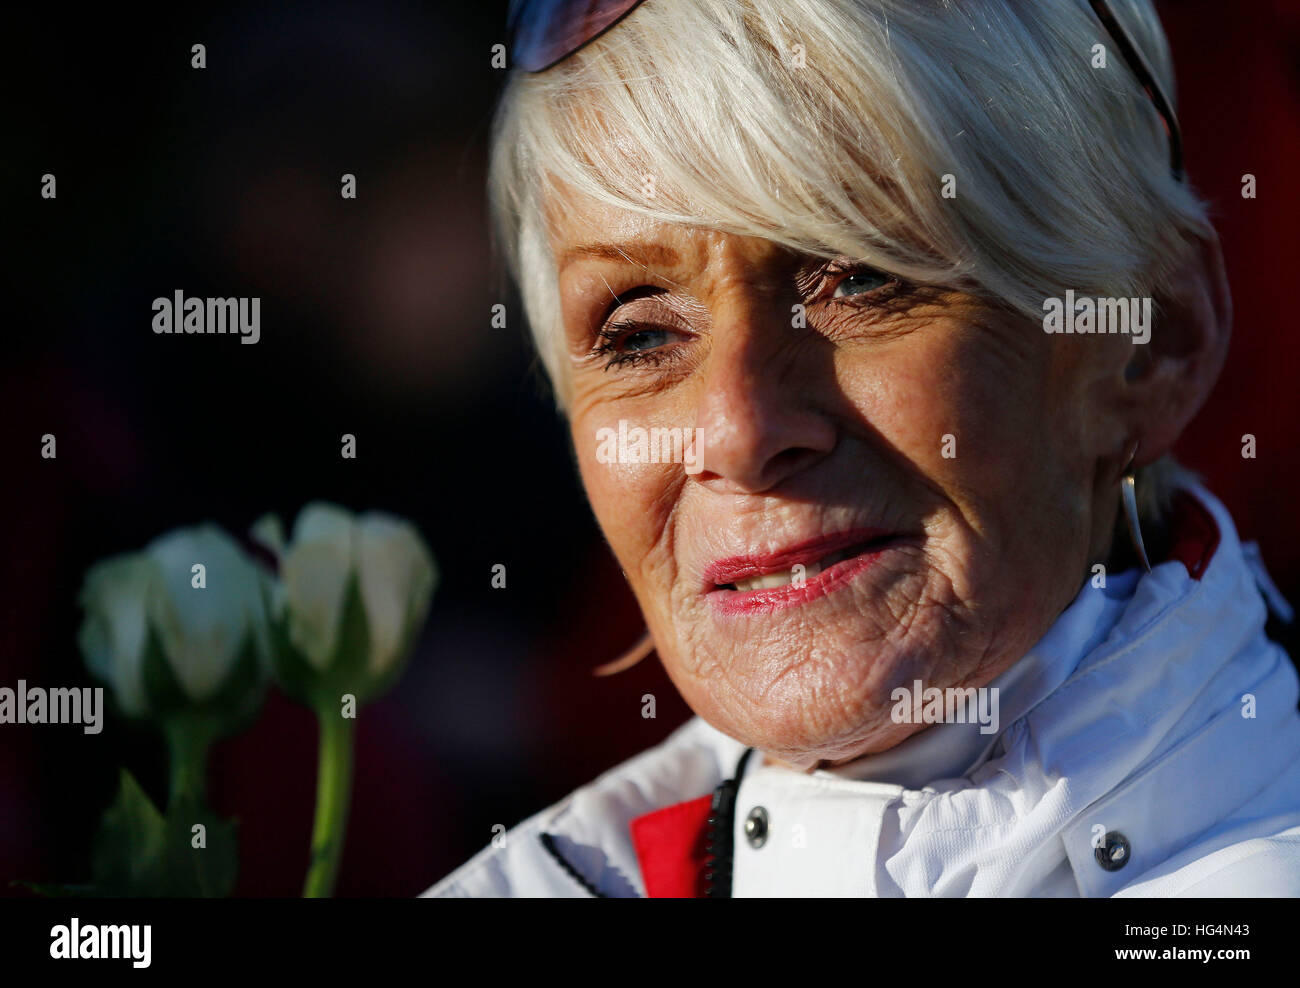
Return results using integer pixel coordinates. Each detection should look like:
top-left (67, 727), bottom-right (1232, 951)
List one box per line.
top-left (694, 297), bottom-right (836, 495)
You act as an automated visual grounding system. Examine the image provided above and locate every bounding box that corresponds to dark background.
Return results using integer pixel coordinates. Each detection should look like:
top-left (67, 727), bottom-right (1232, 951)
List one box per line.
top-left (2, 1), bottom-right (1298, 896)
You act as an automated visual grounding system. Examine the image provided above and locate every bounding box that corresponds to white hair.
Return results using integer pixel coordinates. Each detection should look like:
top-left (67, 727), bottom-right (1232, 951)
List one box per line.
top-left (489, 0), bottom-right (1212, 521)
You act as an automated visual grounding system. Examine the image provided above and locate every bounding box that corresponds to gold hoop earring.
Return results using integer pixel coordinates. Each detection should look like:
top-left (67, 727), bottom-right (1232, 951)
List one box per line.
top-left (1121, 441), bottom-right (1152, 573)
top-left (592, 630), bottom-right (654, 677)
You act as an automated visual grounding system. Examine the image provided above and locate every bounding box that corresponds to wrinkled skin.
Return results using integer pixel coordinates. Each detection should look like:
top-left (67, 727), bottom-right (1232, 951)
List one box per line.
top-left (551, 192), bottom-right (1229, 770)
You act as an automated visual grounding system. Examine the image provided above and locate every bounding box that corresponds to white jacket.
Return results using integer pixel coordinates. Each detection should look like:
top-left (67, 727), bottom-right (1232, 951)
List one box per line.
top-left (424, 484), bottom-right (1300, 897)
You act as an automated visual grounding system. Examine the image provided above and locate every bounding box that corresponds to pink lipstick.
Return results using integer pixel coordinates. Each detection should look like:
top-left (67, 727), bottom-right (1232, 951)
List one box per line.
top-left (704, 528), bottom-right (903, 615)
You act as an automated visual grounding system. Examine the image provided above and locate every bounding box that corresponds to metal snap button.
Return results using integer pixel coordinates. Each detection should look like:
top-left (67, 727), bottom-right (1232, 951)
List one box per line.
top-left (744, 806), bottom-right (769, 848)
top-left (1095, 831), bottom-right (1131, 871)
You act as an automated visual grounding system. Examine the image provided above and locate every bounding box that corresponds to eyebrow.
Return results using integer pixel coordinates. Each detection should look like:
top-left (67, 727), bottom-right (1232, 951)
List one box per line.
top-left (559, 242), bottom-right (681, 270)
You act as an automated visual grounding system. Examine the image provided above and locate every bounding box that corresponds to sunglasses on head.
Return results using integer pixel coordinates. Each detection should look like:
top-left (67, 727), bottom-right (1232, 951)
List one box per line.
top-left (505, 0), bottom-right (1183, 182)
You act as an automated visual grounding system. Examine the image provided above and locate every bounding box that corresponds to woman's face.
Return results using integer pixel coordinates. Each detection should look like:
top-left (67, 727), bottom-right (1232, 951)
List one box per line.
top-left (552, 195), bottom-right (1136, 768)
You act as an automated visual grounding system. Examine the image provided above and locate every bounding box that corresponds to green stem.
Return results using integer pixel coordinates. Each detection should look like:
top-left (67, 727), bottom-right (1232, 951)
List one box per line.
top-left (302, 710), bottom-right (355, 898)
top-left (165, 719), bottom-right (212, 811)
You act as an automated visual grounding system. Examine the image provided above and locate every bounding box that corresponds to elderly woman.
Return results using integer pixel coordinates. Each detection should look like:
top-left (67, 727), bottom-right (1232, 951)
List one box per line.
top-left (427, 0), bottom-right (1300, 897)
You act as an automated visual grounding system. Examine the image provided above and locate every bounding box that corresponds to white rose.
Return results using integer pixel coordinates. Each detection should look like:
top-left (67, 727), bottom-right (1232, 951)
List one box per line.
top-left (254, 503), bottom-right (436, 705)
top-left (79, 524), bottom-right (270, 723)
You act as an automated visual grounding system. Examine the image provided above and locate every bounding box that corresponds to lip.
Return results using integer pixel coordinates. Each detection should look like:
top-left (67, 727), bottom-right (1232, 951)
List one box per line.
top-left (703, 527), bottom-right (903, 615)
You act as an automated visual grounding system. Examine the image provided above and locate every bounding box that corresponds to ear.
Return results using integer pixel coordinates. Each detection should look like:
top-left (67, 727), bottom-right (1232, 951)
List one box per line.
top-left (1121, 229), bottom-right (1232, 468)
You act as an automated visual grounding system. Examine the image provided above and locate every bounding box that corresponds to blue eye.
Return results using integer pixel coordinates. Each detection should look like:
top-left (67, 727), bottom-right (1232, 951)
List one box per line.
top-left (620, 327), bottom-right (671, 351)
top-left (593, 320), bottom-right (683, 371)
top-left (832, 269), bottom-right (892, 298)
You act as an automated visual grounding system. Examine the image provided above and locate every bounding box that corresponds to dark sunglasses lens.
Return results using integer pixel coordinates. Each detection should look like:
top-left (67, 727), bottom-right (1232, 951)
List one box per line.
top-left (508, 0), bottom-right (643, 72)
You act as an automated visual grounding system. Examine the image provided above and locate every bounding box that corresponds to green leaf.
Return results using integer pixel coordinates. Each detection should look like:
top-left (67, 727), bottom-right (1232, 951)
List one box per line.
top-left (163, 794), bottom-right (238, 898)
top-left (91, 768), bottom-right (238, 897)
top-left (92, 768), bottom-right (171, 896)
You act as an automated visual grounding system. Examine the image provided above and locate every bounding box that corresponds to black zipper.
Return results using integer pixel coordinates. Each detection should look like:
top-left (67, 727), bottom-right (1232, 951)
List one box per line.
top-left (703, 747), bottom-right (755, 898)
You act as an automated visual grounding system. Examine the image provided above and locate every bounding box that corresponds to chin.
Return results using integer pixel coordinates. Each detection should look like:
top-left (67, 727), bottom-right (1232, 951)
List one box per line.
top-left (664, 641), bottom-right (918, 767)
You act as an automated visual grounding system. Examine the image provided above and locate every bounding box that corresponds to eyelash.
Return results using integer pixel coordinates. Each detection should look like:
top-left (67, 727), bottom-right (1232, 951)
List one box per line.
top-left (593, 320), bottom-right (680, 371)
top-left (590, 266), bottom-right (902, 371)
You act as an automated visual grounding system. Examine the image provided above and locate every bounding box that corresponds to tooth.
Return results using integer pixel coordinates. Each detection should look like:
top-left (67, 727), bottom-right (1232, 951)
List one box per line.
top-left (733, 561), bottom-right (823, 593)
top-left (722, 543), bottom-right (879, 594)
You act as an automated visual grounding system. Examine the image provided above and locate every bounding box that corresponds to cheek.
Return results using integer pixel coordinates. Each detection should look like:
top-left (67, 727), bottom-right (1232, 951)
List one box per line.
top-left (836, 323), bottom-right (1092, 626)
top-left (840, 326), bottom-right (1059, 507)
top-left (875, 329), bottom-right (1095, 654)
top-left (571, 411), bottom-right (683, 586)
